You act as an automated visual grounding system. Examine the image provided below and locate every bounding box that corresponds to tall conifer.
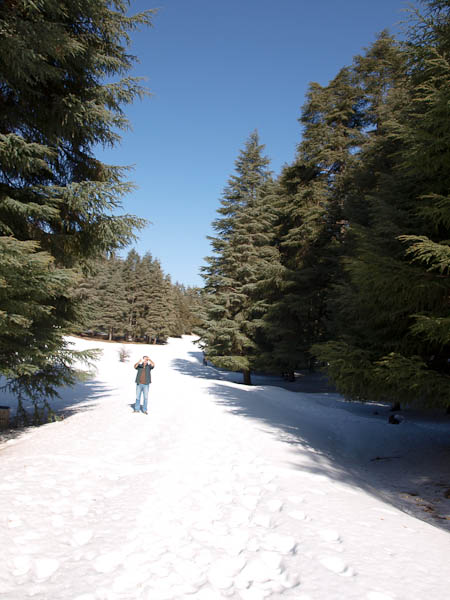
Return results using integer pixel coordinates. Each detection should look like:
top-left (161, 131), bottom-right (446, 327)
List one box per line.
top-left (199, 132), bottom-right (273, 384)
top-left (314, 9), bottom-right (450, 408)
top-left (263, 67), bottom-right (364, 377)
top-left (0, 1), bottom-right (154, 402)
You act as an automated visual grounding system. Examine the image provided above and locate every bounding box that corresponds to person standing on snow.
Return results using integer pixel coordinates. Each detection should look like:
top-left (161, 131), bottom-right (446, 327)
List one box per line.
top-left (133, 355), bottom-right (155, 414)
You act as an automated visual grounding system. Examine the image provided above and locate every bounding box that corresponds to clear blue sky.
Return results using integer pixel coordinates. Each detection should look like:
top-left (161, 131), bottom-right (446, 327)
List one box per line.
top-left (98, 0), bottom-right (412, 287)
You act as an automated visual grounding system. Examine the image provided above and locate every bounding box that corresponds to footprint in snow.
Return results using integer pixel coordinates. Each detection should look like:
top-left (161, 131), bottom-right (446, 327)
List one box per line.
top-left (319, 555), bottom-right (354, 576)
top-left (319, 528), bottom-right (341, 543)
top-left (289, 510), bottom-right (309, 521)
top-left (12, 556), bottom-right (31, 576)
top-left (266, 499), bottom-right (284, 512)
top-left (208, 555), bottom-right (247, 587)
top-left (261, 533), bottom-right (297, 554)
top-left (234, 558), bottom-right (272, 588)
top-left (218, 531), bottom-right (250, 556)
top-left (229, 507), bottom-right (251, 527)
top-left (252, 512), bottom-right (274, 528)
top-left (259, 550), bottom-right (284, 573)
top-left (279, 570), bottom-right (301, 589)
top-left (93, 550), bottom-right (123, 574)
top-left (247, 537), bottom-right (261, 552)
top-left (288, 494), bottom-right (305, 503)
top-left (72, 529), bottom-right (93, 546)
top-left (34, 557), bottom-right (60, 581)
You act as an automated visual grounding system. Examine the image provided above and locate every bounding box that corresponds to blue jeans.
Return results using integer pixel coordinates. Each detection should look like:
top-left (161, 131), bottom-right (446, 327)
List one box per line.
top-left (135, 383), bottom-right (149, 412)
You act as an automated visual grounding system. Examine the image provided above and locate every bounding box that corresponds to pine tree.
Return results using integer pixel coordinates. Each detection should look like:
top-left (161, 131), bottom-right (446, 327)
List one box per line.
top-left (76, 249), bottom-right (199, 343)
top-left (80, 254), bottom-right (128, 340)
top-left (0, 1), bottom-right (154, 405)
top-left (198, 131), bottom-right (274, 384)
top-left (145, 263), bottom-right (174, 343)
top-left (313, 6), bottom-right (450, 408)
top-left (263, 66), bottom-right (365, 377)
top-left (171, 283), bottom-right (198, 336)
top-left (121, 249), bottom-right (138, 340)
top-left (133, 252), bottom-right (158, 341)
top-left (133, 254), bottom-right (172, 343)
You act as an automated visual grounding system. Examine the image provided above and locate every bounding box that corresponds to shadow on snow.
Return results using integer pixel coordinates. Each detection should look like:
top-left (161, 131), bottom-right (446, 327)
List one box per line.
top-left (172, 351), bottom-right (336, 393)
top-left (172, 352), bottom-right (450, 533)
top-left (0, 380), bottom-right (113, 445)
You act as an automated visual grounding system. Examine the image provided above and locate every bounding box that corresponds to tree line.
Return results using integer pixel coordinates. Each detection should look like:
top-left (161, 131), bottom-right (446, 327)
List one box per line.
top-left (76, 250), bottom-right (201, 344)
top-left (0, 1), bottom-right (156, 409)
top-left (197, 0), bottom-right (450, 409)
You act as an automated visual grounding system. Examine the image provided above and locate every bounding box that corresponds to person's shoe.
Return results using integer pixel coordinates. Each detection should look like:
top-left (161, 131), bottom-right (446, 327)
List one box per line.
top-left (141, 410), bottom-right (148, 415)
top-left (133, 409), bottom-right (140, 413)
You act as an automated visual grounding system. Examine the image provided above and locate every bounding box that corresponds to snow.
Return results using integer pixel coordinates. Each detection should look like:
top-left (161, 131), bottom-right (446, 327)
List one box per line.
top-left (0, 334), bottom-right (449, 599)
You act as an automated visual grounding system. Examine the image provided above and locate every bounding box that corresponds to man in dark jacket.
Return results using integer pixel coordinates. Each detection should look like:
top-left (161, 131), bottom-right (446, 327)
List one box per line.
top-left (133, 355), bottom-right (155, 414)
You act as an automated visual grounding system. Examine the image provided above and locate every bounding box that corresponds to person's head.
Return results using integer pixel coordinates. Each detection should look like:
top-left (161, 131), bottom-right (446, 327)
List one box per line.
top-left (143, 355), bottom-right (150, 363)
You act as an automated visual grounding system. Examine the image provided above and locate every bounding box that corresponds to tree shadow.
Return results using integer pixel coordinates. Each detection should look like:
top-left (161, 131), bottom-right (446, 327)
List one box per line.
top-left (172, 352), bottom-right (336, 393)
top-left (207, 381), bottom-right (450, 532)
top-left (171, 353), bottom-right (232, 382)
top-left (0, 380), bottom-right (113, 445)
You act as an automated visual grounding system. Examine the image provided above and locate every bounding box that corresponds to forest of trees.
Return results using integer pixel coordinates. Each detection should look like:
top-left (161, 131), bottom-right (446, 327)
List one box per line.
top-left (76, 250), bottom-right (201, 344)
top-left (1, 0), bottom-right (449, 413)
top-left (197, 0), bottom-right (450, 409)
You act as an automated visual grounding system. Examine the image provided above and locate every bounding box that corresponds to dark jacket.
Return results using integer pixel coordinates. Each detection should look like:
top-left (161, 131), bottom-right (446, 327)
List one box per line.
top-left (135, 363), bottom-right (154, 385)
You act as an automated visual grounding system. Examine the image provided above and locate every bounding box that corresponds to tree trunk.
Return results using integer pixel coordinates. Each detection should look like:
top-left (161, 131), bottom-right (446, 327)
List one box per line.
top-left (243, 369), bottom-right (252, 385)
top-left (108, 327), bottom-right (113, 341)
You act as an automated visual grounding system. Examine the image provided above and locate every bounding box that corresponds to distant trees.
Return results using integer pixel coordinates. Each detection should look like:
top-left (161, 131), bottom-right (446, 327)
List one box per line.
top-left (197, 1), bottom-right (450, 409)
top-left (77, 250), bottom-right (201, 343)
top-left (0, 1), bottom-right (154, 407)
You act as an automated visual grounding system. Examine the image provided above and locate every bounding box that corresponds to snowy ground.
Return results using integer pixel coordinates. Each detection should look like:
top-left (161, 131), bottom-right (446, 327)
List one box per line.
top-left (0, 335), bottom-right (449, 600)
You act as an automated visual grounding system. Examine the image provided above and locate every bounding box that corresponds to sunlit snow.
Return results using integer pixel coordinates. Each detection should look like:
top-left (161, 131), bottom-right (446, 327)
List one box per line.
top-left (1, 335), bottom-right (449, 599)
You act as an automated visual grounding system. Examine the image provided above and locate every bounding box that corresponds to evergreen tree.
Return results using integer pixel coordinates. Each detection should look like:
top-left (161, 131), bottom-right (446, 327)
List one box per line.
top-left (79, 254), bottom-right (128, 339)
top-left (198, 131), bottom-right (274, 384)
top-left (0, 0), bottom-right (154, 405)
top-left (76, 249), bottom-right (200, 343)
top-left (263, 66), bottom-right (365, 377)
top-left (183, 285), bottom-right (204, 334)
top-left (172, 283), bottom-right (198, 336)
top-left (313, 5), bottom-right (450, 408)
top-left (146, 264), bottom-right (174, 343)
top-left (133, 254), bottom-right (171, 343)
top-left (133, 252), bottom-right (158, 341)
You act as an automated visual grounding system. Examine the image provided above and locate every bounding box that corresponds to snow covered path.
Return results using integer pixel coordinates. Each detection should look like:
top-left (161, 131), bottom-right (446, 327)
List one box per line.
top-left (1, 336), bottom-right (449, 600)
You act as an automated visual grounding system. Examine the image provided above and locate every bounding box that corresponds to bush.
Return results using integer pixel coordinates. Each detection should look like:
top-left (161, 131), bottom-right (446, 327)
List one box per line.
top-left (118, 346), bottom-right (130, 363)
